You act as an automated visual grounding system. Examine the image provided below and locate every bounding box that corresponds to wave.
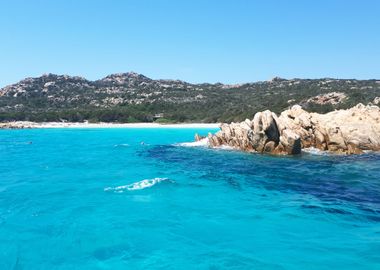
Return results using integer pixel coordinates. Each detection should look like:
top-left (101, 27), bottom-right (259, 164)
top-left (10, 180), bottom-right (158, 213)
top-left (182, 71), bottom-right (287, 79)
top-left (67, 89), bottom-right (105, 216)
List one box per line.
top-left (302, 147), bottom-right (330, 156)
top-left (215, 145), bottom-right (235, 150)
top-left (176, 138), bottom-right (235, 151)
top-left (114, 143), bottom-right (129, 147)
top-left (176, 138), bottom-right (209, 147)
top-left (104, 177), bottom-right (171, 192)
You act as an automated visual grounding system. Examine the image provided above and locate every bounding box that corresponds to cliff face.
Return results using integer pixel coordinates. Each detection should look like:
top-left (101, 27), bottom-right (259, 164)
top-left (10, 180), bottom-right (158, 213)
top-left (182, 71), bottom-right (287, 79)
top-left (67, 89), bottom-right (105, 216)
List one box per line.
top-left (207, 104), bottom-right (380, 155)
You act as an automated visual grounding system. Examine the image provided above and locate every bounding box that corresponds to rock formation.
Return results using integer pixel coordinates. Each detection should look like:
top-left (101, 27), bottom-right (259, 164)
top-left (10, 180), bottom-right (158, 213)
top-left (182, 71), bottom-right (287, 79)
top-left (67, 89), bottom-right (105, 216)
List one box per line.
top-left (307, 92), bottom-right (347, 105)
top-left (0, 121), bottom-right (35, 129)
top-left (207, 104), bottom-right (380, 155)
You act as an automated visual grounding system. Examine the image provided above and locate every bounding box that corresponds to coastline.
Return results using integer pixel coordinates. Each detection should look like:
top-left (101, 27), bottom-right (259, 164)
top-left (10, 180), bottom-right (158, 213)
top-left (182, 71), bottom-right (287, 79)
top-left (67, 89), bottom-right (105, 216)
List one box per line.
top-left (0, 121), bottom-right (220, 129)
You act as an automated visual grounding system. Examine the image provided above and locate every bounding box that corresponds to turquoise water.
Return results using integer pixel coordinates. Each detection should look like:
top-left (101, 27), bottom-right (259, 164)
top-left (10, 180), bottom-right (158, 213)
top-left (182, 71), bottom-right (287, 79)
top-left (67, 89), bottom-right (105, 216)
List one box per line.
top-left (1, 128), bottom-right (380, 270)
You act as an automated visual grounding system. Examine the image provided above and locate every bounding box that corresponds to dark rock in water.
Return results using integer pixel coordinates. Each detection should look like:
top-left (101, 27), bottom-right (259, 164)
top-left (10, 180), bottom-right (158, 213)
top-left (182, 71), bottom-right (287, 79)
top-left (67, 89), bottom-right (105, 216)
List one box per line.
top-left (206, 104), bottom-right (380, 155)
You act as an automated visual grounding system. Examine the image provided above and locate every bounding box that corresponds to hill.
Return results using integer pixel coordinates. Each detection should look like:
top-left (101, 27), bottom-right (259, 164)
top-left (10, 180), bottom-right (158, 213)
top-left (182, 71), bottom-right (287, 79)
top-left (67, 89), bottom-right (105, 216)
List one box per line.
top-left (1, 72), bottom-right (379, 123)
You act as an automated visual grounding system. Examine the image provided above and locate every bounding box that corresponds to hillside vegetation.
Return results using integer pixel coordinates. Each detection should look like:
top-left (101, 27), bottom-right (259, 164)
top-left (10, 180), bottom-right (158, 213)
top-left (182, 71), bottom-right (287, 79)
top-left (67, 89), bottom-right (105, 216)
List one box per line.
top-left (1, 72), bottom-right (379, 123)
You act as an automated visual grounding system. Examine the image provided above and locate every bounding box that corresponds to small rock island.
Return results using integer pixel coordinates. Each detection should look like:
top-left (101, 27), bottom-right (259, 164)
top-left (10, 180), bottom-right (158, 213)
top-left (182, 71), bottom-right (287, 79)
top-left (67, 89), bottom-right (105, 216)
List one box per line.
top-left (203, 104), bottom-right (380, 155)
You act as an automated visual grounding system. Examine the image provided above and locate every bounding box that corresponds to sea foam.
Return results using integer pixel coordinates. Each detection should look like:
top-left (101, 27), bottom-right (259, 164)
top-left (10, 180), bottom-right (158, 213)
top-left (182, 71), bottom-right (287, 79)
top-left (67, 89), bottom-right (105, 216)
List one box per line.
top-left (104, 177), bottom-right (170, 192)
top-left (176, 137), bottom-right (209, 147)
top-left (176, 137), bottom-right (236, 150)
top-left (302, 147), bottom-right (330, 156)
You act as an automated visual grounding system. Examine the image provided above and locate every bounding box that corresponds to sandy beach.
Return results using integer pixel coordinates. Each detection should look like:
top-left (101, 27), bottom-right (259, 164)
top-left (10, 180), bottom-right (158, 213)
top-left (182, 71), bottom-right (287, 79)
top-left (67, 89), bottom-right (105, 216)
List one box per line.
top-left (0, 121), bottom-right (220, 129)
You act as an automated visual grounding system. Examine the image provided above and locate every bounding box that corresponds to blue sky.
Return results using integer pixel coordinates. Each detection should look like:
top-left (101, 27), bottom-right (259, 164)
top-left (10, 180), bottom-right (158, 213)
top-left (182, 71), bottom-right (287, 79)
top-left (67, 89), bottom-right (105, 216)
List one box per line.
top-left (0, 0), bottom-right (379, 87)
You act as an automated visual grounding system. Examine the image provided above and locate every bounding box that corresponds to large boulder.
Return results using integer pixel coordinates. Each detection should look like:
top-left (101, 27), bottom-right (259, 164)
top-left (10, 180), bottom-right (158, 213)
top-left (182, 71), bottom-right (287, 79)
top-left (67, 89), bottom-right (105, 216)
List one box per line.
top-left (206, 104), bottom-right (380, 155)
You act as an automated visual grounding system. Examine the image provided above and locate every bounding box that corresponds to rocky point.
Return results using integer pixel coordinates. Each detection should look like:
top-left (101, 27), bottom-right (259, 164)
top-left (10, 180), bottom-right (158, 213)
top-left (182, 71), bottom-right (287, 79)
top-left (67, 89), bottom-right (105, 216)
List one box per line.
top-left (203, 104), bottom-right (380, 155)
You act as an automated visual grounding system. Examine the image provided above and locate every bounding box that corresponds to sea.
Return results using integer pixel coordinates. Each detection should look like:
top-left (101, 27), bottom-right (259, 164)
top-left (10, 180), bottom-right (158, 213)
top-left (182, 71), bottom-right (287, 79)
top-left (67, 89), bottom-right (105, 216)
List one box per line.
top-left (0, 128), bottom-right (379, 270)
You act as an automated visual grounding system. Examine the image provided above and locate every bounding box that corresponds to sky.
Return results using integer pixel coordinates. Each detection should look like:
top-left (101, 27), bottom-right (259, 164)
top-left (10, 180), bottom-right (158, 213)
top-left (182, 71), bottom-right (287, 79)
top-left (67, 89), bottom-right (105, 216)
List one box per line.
top-left (0, 0), bottom-right (379, 87)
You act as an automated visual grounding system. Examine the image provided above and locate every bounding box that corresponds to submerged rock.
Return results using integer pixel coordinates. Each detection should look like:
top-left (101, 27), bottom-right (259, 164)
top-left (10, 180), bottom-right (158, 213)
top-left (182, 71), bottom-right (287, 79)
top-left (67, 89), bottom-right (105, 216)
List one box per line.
top-left (206, 104), bottom-right (380, 155)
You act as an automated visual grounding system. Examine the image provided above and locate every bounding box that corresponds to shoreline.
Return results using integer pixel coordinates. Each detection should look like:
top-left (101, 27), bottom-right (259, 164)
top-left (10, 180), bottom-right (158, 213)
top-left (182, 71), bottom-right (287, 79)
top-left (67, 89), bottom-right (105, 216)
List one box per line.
top-left (0, 121), bottom-right (220, 129)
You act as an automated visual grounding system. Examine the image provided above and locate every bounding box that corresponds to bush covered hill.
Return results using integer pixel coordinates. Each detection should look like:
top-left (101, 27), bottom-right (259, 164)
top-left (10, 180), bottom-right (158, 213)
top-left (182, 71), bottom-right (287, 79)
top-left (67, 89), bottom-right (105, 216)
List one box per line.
top-left (1, 72), bottom-right (379, 123)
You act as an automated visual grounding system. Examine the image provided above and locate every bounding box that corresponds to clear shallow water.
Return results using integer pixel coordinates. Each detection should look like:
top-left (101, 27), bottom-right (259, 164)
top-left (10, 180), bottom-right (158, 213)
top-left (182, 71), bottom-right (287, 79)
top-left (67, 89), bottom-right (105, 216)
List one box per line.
top-left (0, 128), bottom-right (380, 270)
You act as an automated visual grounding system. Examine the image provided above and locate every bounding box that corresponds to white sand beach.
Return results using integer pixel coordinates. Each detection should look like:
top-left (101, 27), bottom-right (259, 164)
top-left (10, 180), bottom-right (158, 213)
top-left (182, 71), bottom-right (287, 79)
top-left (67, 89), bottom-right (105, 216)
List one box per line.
top-left (0, 121), bottom-right (220, 129)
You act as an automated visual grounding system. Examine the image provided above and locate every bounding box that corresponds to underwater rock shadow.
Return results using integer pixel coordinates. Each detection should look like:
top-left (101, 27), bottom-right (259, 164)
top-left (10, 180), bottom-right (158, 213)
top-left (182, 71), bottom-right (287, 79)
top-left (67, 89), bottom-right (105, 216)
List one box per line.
top-left (141, 145), bottom-right (380, 219)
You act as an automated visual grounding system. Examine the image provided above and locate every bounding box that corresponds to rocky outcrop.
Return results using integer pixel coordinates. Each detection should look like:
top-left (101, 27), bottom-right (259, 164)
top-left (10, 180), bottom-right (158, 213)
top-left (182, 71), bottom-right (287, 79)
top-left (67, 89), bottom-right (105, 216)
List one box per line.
top-left (207, 104), bottom-right (380, 155)
top-left (0, 121), bottom-right (36, 129)
top-left (194, 133), bottom-right (205, 142)
top-left (307, 92), bottom-right (347, 105)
